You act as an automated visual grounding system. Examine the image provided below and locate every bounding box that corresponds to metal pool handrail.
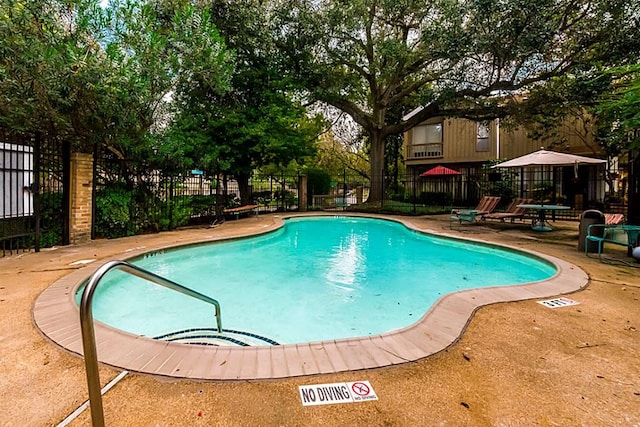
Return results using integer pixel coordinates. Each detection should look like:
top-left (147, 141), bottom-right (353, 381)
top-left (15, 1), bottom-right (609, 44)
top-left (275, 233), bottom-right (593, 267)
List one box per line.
top-left (79, 260), bottom-right (222, 427)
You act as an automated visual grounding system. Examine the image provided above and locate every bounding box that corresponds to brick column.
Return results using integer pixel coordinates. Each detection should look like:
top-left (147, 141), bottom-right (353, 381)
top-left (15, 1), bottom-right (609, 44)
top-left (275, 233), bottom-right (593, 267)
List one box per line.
top-left (298, 174), bottom-right (308, 212)
top-left (69, 152), bottom-right (93, 244)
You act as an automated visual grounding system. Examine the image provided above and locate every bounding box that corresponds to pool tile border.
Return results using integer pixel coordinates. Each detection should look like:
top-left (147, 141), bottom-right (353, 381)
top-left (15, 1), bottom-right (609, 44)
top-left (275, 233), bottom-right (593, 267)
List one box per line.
top-left (34, 215), bottom-right (589, 380)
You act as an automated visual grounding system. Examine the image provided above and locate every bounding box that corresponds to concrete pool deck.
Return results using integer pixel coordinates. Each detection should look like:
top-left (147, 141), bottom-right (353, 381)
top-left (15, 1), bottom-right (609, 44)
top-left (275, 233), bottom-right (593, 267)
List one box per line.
top-left (33, 214), bottom-right (588, 381)
top-left (1, 213), bottom-right (639, 425)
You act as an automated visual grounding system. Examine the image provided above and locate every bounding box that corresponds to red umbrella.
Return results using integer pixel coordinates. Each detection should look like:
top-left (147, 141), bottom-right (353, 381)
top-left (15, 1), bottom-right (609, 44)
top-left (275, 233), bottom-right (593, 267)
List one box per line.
top-left (420, 165), bottom-right (461, 177)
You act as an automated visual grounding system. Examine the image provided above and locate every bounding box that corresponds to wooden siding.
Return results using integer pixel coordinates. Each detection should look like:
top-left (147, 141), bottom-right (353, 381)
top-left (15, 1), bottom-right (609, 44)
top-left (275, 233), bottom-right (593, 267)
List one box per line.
top-left (405, 117), bottom-right (497, 164)
top-left (405, 114), bottom-right (601, 167)
top-left (443, 118), bottom-right (497, 162)
top-left (499, 116), bottom-right (599, 160)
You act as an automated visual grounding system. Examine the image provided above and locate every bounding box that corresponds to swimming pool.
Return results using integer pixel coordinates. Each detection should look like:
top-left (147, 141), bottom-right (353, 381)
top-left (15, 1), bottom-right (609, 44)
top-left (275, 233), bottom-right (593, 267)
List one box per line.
top-left (35, 214), bottom-right (588, 379)
top-left (80, 216), bottom-right (555, 346)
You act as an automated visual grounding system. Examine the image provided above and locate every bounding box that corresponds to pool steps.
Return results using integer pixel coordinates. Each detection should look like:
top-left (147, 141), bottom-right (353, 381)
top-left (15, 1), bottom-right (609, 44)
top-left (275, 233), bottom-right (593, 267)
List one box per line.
top-left (156, 328), bottom-right (280, 347)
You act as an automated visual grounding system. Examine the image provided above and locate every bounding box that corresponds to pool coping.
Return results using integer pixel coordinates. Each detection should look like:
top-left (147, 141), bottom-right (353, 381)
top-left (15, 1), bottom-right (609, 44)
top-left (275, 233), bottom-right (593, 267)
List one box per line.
top-left (33, 214), bottom-right (589, 380)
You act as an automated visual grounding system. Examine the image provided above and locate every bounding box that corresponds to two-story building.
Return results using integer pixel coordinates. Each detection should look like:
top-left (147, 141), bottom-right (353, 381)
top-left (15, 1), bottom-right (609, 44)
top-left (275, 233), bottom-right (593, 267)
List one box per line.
top-left (403, 109), bottom-right (618, 211)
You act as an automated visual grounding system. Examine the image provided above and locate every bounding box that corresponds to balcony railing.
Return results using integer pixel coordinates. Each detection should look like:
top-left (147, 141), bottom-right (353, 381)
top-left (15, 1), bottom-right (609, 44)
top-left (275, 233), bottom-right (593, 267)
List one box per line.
top-left (407, 143), bottom-right (443, 159)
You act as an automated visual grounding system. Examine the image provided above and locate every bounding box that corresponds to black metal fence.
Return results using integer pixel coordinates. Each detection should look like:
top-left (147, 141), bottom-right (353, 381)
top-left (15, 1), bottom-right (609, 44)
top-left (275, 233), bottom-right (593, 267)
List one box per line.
top-left (92, 158), bottom-right (627, 239)
top-left (92, 149), bottom-right (304, 238)
top-left (4, 135), bottom-right (627, 253)
top-left (1, 131), bottom-right (67, 256)
top-left (309, 164), bottom-right (626, 220)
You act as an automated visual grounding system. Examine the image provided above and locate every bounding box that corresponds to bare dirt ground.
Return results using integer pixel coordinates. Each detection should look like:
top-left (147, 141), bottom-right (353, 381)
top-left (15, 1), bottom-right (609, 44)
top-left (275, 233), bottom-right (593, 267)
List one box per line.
top-left (0, 213), bottom-right (638, 427)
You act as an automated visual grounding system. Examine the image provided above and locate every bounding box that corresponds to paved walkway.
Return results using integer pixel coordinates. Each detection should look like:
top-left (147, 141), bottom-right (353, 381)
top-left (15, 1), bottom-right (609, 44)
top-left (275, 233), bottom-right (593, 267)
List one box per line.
top-left (1, 213), bottom-right (639, 426)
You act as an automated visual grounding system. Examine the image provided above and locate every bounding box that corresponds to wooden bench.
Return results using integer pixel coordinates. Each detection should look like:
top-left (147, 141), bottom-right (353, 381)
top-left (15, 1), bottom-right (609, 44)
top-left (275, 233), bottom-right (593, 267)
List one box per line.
top-left (223, 204), bottom-right (259, 220)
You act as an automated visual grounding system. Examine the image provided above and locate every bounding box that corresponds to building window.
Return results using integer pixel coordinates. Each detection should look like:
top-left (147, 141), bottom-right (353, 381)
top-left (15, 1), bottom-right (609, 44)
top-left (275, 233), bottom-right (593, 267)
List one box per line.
top-left (476, 121), bottom-right (490, 152)
top-left (410, 122), bottom-right (443, 158)
top-left (413, 123), bottom-right (443, 145)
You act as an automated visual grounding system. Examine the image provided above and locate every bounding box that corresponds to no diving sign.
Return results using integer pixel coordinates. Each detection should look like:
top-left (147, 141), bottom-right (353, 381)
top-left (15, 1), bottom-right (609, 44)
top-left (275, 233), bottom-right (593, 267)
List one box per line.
top-left (299, 381), bottom-right (378, 406)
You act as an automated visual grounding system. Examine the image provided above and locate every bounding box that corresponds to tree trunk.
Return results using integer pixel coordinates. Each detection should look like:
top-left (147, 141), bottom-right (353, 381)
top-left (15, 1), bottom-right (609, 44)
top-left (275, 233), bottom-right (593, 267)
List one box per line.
top-left (368, 130), bottom-right (386, 204)
top-left (237, 171), bottom-right (252, 205)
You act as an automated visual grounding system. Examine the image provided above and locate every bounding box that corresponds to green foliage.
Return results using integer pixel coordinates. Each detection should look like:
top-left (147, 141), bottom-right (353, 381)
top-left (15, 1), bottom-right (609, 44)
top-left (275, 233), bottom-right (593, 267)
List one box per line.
top-left (486, 181), bottom-right (516, 203)
top-left (281, 190), bottom-right (298, 210)
top-left (159, 196), bottom-right (193, 230)
top-left (3, 192), bottom-right (61, 248)
top-left (348, 201), bottom-right (446, 216)
top-left (95, 186), bottom-right (137, 238)
top-left (276, 0), bottom-right (640, 201)
top-left (164, 0), bottom-right (323, 205)
top-left (39, 192), bottom-right (64, 247)
top-left (596, 64), bottom-right (640, 152)
top-left (479, 162), bottom-right (517, 203)
top-left (189, 195), bottom-right (216, 222)
top-left (0, 0), bottom-right (232, 157)
top-left (95, 184), bottom-right (203, 237)
top-left (305, 168), bottom-right (332, 202)
top-left (252, 191), bottom-right (273, 206)
top-left (417, 192), bottom-right (453, 207)
top-left (386, 182), bottom-right (407, 203)
top-left (314, 132), bottom-right (370, 180)
top-left (388, 189), bottom-right (451, 207)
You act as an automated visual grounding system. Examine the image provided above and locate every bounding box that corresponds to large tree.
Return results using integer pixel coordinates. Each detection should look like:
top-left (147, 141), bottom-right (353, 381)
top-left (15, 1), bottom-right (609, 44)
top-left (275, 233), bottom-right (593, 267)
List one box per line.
top-left (0, 0), bottom-right (107, 142)
top-left (0, 0), bottom-right (232, 157)
top-left (596, 64), bottom-right (640, 151)
top-left (168, 0), bottom-right (323, 205)
top-left (276, 0), bottom-right (640, 202)
top-left (595, 64), bottom-right (640, 224)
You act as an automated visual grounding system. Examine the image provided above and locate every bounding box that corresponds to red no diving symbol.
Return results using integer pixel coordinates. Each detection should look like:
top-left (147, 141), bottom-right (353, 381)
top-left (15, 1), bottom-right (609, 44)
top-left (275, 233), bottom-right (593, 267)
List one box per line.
top-left (351, 382), bottom-right (370, 396)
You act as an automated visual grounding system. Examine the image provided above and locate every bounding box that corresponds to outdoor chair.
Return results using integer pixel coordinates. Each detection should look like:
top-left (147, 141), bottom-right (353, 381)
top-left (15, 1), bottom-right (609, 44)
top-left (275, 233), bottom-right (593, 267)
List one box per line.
top-left (483, 198), bottom-right (534, 223)
top-left (584, 223), bottom-right (630, 259)
top-left (604, 213), bottom-right (624, 225)
top-left (450, 196), bottom-right (501, 228)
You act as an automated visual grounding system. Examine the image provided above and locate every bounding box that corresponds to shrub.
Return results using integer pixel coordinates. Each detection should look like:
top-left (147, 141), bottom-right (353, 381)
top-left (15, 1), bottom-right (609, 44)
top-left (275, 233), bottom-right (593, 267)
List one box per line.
top-left (252, 190), bottom-right (273, 206)
top-left (418, 192), bottom-right (453, 206)
top-left (95, 186), bottom-right (136, 238)
top-left (39, 192), bottom-right (64, 247)
top-left (305, 168), bottom-right (331, 204)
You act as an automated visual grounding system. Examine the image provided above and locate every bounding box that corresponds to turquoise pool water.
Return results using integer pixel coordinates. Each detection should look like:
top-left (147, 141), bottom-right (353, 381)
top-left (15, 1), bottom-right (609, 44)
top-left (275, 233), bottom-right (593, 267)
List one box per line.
top-left (82, 217), bottom-right (556, 345)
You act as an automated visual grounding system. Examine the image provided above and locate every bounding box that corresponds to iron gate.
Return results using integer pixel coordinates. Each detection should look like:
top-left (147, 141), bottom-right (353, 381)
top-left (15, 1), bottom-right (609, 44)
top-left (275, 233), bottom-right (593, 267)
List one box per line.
top-left (0, 130), bottom-right (67, 256)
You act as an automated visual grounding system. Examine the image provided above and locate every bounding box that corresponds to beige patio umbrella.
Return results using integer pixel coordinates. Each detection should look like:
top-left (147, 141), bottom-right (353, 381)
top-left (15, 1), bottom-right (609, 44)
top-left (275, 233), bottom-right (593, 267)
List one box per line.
top-left (492, 149), bottom-right (606, 206)
top-left (492, 149), bottom-right (606, 168)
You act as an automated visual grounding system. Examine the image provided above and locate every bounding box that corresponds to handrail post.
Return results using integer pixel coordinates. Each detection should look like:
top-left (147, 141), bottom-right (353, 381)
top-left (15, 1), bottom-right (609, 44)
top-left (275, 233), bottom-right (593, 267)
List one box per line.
top-left (214, 304), bottom-right (222, 333)
top-left (80, 261), bottom-right (118, 427)
top-left (79, 260), bottom-right (222, 426)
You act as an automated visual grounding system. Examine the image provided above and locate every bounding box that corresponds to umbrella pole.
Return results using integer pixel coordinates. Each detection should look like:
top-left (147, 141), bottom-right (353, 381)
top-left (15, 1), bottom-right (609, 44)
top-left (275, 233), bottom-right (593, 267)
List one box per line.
top-left (552, 166), bottom-right (557, 221)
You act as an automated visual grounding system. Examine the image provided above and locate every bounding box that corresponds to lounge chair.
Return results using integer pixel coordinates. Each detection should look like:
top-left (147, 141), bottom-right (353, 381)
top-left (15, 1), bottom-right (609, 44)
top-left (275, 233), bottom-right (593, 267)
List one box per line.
top-left (483, 198), bottom-right (534, 223)
top-left (450, 196), bottom-right (501, 227)
top-left (604, 213), bottom-right (624, 225)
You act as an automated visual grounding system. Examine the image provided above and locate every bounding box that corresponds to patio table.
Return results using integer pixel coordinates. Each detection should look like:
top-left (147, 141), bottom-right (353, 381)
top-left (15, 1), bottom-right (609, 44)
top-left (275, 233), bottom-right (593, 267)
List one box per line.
top-left (517, 204), bottom-right (571, 232)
